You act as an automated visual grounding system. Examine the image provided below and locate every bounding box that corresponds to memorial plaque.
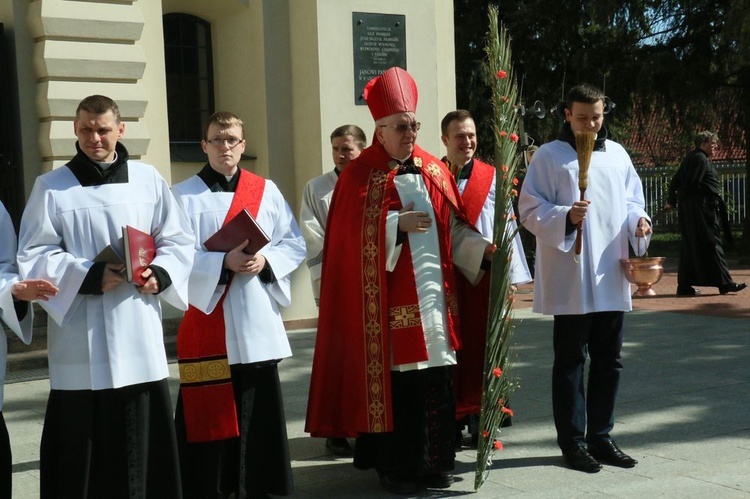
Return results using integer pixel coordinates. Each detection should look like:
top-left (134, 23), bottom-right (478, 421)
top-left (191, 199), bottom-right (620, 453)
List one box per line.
top-left (352, 12), bottom-right (406, 105)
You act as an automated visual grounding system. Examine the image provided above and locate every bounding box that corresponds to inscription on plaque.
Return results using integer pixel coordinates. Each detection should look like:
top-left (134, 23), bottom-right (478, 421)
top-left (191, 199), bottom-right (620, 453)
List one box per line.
top-left (352, 12), bottom-right (406, 105)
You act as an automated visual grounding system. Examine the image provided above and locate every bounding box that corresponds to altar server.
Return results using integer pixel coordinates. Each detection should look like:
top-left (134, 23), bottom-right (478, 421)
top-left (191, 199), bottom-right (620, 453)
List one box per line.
top-left (172, 111), bottom-right (305, 498)
top-left (17, 94), bottom-right (194, 498)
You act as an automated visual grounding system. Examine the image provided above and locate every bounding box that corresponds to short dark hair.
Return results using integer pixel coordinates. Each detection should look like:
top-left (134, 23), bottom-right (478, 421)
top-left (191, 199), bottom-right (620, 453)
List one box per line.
top-left (330, 124), bottom-right (366, 150)
top-left (76, 95), bottom-right (121, 122)
top-left (694, 130), bottom-right (718, 148)
top-left (202, 112), bottom-right (245, 140)
top-left (565, 83), bottom-right (605, 110)
top-left (440, 109), bottom-right (473, 136)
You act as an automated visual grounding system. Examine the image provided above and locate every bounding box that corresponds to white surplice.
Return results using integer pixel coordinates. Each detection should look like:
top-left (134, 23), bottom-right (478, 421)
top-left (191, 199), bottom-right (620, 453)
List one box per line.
top-left (386, 172), bottom-right (488, 372)
top-left (299, 170), bottom-right (337, 304)
top-left (0, 203), bottom-right (33, 410)
top-left (17, 162), bottom-right (195, 390)
top-left (518, 139), bottom-right (650, 316)
top-left (172, 175), bottom-right (306, 364)
top-left (456, 173), bottom-right (532, 286)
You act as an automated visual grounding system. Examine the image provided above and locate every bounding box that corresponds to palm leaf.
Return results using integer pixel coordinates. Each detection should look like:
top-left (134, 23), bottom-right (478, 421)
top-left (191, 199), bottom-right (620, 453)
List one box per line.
top-left (474, 5), bottom-right (523, 491)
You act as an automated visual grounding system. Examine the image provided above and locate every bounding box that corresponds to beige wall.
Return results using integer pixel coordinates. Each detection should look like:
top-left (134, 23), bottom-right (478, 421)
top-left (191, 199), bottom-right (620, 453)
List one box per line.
top-left (292, 0), bottom-right (456, 198)
top-left (4, 0), bottom-right (41, 200)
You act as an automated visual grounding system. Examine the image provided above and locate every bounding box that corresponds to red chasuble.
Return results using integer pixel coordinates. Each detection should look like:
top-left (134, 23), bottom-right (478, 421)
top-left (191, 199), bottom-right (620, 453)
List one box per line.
top-left (177, 169), bottom-right (265, 442)
top-left (305, 142), bottom-right (471, 438)
top-left (454, 159), bottom-right (495, 419)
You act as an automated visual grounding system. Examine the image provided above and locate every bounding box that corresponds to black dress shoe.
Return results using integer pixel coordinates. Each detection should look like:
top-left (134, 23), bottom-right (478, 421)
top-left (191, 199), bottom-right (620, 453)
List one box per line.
top-left (379, 472), bottom-right (418, 495)
top-left (325, 437), bottom-right (353, 456)
top-left (719, 282), bottom-right (747, 295)
top-left (418, 472), bottom-right (454, 489)
top-left (588, 440), bottom-right (638, 468)
top-left (562, 445), bottom-right (602, 473)
top-left (676, 286), bottom-right (700, 296)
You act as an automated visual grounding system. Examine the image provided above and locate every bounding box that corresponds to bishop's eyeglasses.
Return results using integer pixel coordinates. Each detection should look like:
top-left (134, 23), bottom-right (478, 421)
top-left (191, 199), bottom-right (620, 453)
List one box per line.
top-left (378, 122), bottom-right (421, 134)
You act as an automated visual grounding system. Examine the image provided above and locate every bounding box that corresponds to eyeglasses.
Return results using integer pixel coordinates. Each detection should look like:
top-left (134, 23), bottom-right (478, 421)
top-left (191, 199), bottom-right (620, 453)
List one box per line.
top-left (206, 138), bottom-right (244, 148)
top-left (379, 122), bottom-right (421, 133)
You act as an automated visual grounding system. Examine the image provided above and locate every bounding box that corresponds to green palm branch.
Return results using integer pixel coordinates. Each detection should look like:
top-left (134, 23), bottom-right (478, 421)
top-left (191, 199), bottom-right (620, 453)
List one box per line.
top-left (475, 5), bottom-right (522, 491)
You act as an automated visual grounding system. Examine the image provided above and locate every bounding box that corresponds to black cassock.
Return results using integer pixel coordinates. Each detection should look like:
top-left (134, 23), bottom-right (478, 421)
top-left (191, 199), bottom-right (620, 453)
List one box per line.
top-left (667, 149), bottom-right (732, 287)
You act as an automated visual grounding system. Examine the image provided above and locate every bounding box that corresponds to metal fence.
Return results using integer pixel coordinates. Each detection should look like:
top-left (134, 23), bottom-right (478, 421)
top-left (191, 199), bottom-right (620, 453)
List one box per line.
top-left (635, 161), bottom-right (746, 231)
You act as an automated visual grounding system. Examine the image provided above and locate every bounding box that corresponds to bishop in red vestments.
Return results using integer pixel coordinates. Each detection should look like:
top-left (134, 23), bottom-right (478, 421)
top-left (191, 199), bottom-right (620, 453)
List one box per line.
top-left (305, 68), bottom-right (493, 494)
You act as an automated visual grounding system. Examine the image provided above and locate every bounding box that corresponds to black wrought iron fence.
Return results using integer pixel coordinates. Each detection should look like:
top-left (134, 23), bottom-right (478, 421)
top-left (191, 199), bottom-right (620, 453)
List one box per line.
top-left (635, 161), bottom-right (746, 232)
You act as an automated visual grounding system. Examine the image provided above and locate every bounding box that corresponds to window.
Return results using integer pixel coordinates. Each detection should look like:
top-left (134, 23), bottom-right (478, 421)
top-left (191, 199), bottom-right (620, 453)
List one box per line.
top-left (163, 14), bottom-right (214, 160)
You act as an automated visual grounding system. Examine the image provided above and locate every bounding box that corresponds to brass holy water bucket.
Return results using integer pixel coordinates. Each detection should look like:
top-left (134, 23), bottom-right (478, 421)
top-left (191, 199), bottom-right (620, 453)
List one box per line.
top-left (620, 238), bottom-right (665, 297)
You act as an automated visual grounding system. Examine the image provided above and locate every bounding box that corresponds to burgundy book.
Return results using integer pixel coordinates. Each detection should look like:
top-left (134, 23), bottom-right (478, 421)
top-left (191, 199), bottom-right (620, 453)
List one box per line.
top-left (203, 208), bottom-right (271, 255)
top-left (122, 225), bottom-right (156, 286)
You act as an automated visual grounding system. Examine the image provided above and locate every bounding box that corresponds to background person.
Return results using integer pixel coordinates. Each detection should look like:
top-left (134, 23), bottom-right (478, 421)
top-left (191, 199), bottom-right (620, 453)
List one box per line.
top-left (519, 83), bottom-right (650, 474)
top-left (0, 201), bottom-right (58, 499)
top-left (664, 130), bottom-right (746, 296)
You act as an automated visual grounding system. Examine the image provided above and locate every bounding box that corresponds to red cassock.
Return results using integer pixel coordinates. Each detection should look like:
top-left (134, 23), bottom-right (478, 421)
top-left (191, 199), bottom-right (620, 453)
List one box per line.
top-left (305, 142), bottom-right (469, 438)
top-left (453, 159), bottom-right (495, 420)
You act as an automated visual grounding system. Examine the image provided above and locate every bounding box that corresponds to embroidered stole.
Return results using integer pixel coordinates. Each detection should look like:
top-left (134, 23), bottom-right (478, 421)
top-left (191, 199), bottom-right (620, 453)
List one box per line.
top-left (177, 170), bottom-right (265, 442)
top-left (377, 153), bottom-right (464, 365)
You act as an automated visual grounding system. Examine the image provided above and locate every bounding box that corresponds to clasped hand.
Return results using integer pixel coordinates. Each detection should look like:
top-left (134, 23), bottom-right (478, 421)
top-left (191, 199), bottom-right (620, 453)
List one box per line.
top-left (102, 263), bottom-right (160, 294)
top-left (224, 239), bottom-right (266, 275)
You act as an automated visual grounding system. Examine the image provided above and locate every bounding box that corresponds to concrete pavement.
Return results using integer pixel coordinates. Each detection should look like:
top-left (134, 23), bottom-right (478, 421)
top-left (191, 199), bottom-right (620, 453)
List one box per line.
top-left (5, 270), bottom-right (750, 497)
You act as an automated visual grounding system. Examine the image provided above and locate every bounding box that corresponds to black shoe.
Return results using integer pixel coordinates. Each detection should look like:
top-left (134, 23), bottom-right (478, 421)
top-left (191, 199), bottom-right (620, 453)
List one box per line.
top-left (588, 439), bottom-right (638, 468)
top-left (676, 286), bottom-right (700, 296)
top-left (719, 282), bottom-right (747, 295)
top-left (325, 437), bottom-right (353, 456)
top-left (379, 472), bottom-right (418, 495)
top-left (418, 472), bottom-right (454, 489)
top-left (562, 444), bottom-right (602, 473)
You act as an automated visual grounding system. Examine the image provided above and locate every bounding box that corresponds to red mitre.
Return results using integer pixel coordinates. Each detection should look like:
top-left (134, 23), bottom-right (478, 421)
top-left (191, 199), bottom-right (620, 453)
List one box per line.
top-left (363, 67), bottom-right (418, 120)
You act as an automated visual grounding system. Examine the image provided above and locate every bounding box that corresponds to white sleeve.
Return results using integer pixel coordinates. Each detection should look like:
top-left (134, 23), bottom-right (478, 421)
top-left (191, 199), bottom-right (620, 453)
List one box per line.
top-left (258, 183), bottom-right (307, 307)
top-left (451, 212), bottom-right (489, 285)
top-left (299, 181), bottom-right (326, 300)
top-left (17, 176), bottom-right (90, 326)
top-left (0, 204), bottom-right (32, 343)
top-left (518, 151), bottom-right (576, 253)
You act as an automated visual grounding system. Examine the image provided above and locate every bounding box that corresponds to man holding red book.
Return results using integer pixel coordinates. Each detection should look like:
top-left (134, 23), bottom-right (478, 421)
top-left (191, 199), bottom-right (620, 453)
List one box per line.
top-left (172, 112), bottom-right (305, 498)
top-left (17, 94), bottom-right (195, 497)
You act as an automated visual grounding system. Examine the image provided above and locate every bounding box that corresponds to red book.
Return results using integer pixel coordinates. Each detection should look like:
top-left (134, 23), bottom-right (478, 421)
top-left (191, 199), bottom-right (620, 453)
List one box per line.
top-left (122, 225), bottom-right (156, 286)
top-left (203, 208), bottom-right (271, 255)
